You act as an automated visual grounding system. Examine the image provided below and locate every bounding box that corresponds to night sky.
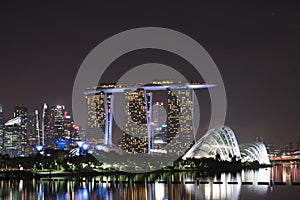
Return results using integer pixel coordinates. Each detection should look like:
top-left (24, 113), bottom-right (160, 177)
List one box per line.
top-left (0, 2), bottom-right (299, 145)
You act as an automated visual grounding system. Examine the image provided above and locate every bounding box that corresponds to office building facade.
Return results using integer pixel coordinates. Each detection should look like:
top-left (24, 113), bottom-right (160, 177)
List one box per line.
top-left (14, 106), bottom-right (28, 155)
top-left (122, 89), bottom-right (149, 153)
top-left (85, 83), bottom-right (115, 144)
top-left (85, 81), bottom-right (210, 155)
top-left (4, 117), bottom-right (22, 157)
top-left (27, 110), bottom-right (40, 154)
top-left (43, 104), bottom-right (65, 148)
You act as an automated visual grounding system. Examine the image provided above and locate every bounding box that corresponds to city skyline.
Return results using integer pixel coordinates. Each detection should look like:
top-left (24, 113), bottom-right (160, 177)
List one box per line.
top-left (0, 98), bottom-right (297, 164)
top-left (0, 2), bottom-right (300, 146)
top-left (0, 2), bottom-right (299, 199)
top-left (0, 102), bottom-right (81, 157)
top-left (0, 87), bottom-right (299, 150)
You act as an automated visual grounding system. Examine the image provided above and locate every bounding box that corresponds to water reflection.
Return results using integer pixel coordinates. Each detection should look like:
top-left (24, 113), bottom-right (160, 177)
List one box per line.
top-left (0, 165), bottom-right (299, 200)
top-left (271, 164), bottom-right (300, 184)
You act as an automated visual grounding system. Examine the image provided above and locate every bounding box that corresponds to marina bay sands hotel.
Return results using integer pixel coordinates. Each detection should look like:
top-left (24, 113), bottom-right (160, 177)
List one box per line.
top-left (84, 80), bottom-right (214, 155)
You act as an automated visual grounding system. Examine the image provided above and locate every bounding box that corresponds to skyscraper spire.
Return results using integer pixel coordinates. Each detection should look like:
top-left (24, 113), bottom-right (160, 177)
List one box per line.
top-left (41, 103), bottom-right (47, 146)
top-left (35, 110), bottom-right (40, 146)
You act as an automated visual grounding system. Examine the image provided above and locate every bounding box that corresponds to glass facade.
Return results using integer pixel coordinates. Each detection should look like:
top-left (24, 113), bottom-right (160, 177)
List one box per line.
top-left (122, 89), bottom-right (148, 153)
top-left (239, 142), bottom-right (271, 165)
top-left (27, 110), bottom-right (39, 154)
top-left (14, 106), bottom-right (28, 155)
top-left (4, 117), bottom-right (22, 157)
top-left (183, 125), bottom-right (271, 165)
top-left (166, 88), bottom-right (194, 155)
top-left (44, 105), bottom-right (65, 148)
top-left (183, 125), bottom-right (241, 161)
top-left (85, 83), bottom-right (115, 144)
top-left (85, 81), bottom-right (204, 155)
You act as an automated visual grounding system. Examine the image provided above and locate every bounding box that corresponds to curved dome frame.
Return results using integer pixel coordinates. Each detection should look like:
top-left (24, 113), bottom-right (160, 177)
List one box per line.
top-left (239, 142), bottom-right (270, 165)
top-left (183, 125), bottom-right (241, 161)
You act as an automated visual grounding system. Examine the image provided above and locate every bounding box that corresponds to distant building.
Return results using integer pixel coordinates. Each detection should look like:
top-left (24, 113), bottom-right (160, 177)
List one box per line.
top-left (27, 110), bottom-right (40, 154)
top-left (256, 136), bottom-right (264, 143)
top-left (4, 117), bottom-right (22, 157)
top-left (43, 104), bottom-right (65, 148)
top-left (63, 112), bottom-right (72, 139)
top-left (150, 102), bottom-right (167, 152)
top-left (53, 105), bottom-right (65, 140)
top-left (14, 106), bottom-right (28, 155)
top-left (64, 112), bottom-right (81, 148)
top-left (265, 143), bottom-right (274, 157)
top-left (297, 142), bottom-right (300, 151)
top-left (42, 103), bottom-right (79, 149)
top-left (151, 124), bottom-right (168, 153)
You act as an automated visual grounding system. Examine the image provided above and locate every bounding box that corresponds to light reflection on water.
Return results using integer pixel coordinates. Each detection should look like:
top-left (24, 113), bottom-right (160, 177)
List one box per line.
top-left (0, 165), bottom-right (300, 200)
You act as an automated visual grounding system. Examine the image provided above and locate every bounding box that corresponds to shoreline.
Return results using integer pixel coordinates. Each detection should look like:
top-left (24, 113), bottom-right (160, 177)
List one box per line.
top-left (0, 164), bottom-right (272, 180)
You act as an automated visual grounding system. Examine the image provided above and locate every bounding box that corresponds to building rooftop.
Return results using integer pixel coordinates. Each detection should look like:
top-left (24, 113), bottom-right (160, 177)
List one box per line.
top-left (84, 80), bottom-right (215, 95)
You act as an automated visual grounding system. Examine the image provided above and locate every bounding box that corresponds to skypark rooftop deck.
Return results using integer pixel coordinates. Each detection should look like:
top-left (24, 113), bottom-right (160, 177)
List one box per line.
top-left (84, 81), bottom-right (215, 95)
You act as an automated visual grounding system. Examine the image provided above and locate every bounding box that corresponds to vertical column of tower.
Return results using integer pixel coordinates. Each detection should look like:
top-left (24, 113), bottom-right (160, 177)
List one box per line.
top-left (42, 103), bottom-right (47, 146)
top-left (144, 90), bottom-right (153, 155)
top-left (149, 92), bottom-right (153, 154)
top-left (103, 93), bottom-right (109, 145)
top-left (35, 110), bottom-right (40, 146)
top-left (191, 89), bottom-right (196, 143)
top-left (108, 94), bottom-right (114, 146)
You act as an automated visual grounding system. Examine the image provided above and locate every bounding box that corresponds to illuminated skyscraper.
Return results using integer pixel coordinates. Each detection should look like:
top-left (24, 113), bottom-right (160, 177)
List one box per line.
top-left (43, 104), bottom-right (65, 148)
top-left (85, 93), bottom-right (104, 144)
top-left (63, 112), bottom-right (80, 147)
top-left (85, 80), bottom-right (213, 155)
top-left (63, 112), bottom-right (72, 139)
top-left (4, 117), bottom-right (22, 157)
top-left (43, 105), bottom-right (53, 147)
top-left (85, 83), bottom-right (115, 144)
top-left (27, 110), bottom-right (40, 154)
top-left (122, 89), bottom-right (150, 153)
top-left (41, 103), bottom-right (47, 146)
top-left (166, 88), bottom-right (194, 155)
top-left (41, 103), bottom-right (80, 149)
top-left (53, 105), bottom-right (65, 139)
top-left (122, 81), bottom-right (195, 155)
top-left (14, 106), bottom-right (28, 155)
top-left (150, 102), bottom-right (168, 152)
